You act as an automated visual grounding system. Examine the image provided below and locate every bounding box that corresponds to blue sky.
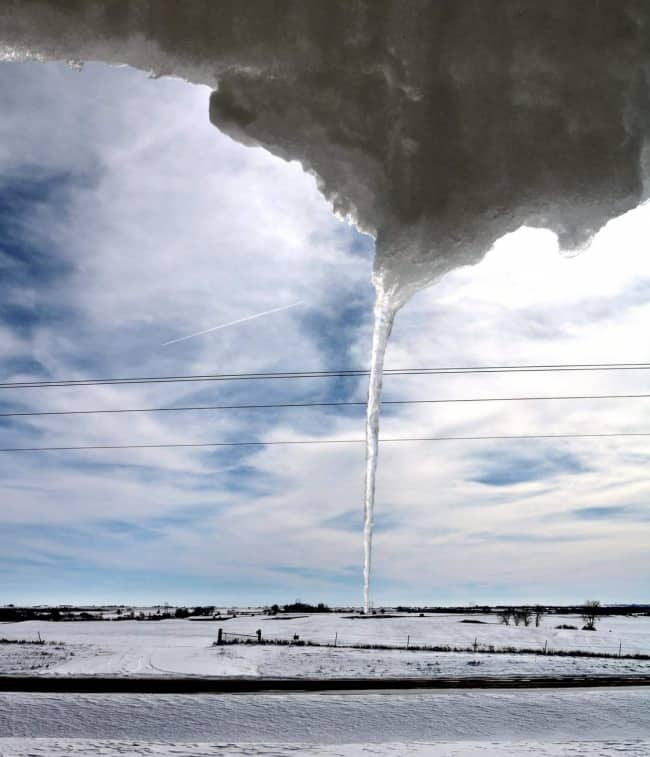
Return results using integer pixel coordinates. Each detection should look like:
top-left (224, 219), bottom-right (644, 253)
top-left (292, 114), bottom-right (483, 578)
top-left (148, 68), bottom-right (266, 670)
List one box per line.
top-left (1, 61), bottom-right (650, 607)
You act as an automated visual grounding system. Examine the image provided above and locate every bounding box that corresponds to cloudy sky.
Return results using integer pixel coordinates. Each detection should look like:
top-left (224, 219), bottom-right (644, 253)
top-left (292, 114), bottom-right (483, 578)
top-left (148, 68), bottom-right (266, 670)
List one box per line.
top-left (1, 60), bottom-right (649, 608)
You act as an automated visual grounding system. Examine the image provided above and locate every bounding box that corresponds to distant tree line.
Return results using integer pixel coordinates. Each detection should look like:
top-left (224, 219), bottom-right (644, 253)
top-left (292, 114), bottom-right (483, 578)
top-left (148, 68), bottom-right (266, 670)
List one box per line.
top-left (0, 605), bottom-right (218, 623)
top-left (0, 607), bottom-right (102, 622)
top-left (395, 606), bottom-right (492, 614)
top-left (390, 604), bottom-right (649, 617)
top-left (115, 606), bottom-right (217, 621)
top-left (2, 600), bottom-right (648, 624)
top-left (265, 602), bottom-right (331, 614)
top-left (170, 606), bottom-right (216, 619)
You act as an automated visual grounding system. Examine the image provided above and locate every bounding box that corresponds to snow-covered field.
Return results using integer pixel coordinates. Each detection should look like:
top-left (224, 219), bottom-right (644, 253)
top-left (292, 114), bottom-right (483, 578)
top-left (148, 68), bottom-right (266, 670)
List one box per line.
top-left (1, 739), bottom-right (649, 756)
top-left (1, 613), bottom-right (648, 678)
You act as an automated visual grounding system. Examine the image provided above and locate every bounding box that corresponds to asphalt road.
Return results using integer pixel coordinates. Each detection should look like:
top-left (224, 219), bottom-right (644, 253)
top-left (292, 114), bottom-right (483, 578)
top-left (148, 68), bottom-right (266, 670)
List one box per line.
top-left (1, 674), bottom-right (650, 693)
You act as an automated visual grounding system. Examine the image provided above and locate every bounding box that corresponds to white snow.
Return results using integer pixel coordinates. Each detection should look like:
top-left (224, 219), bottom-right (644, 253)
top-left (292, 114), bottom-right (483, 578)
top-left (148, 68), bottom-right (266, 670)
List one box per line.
top-left (0, 642), bottom-right (71, 675)
top-left (1, 689), bottom-right (649, 741)
top-left (2, 624), bottom-right (648, 752)
top-left (1, 739), bottom-right (650, 756)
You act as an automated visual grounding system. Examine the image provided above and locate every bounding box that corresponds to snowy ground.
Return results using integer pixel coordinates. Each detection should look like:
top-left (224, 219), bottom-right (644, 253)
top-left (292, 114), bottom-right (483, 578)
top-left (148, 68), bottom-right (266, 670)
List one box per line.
top-left (1, 739), bottom-right (649, 756)
top-left (0, 613), bottom-right (648, 678)
top-left (0, 643), bottom-right (72, 675)
top-left (1, 689), bottom-right (649, 741)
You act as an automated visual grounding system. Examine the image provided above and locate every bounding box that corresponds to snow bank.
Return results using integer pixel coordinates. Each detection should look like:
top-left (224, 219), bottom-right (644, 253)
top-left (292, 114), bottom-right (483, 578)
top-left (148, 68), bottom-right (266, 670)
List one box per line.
top-left (1, 689), bottom-right (649, 741)
top-left (1, 739), bottom-right (649, 756)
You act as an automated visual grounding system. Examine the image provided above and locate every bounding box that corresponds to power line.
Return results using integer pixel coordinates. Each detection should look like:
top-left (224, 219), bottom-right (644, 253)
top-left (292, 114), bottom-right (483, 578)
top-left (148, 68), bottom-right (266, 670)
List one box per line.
top-left (3, 362), bottom-right (650, 389)
top-left (4, 392), bottom-right (650, 418)
top-left (1, 431), bottom-right (649, 453)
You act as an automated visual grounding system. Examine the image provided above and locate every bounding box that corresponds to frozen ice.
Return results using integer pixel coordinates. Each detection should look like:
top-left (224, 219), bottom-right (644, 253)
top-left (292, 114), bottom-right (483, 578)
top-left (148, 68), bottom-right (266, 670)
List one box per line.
top-left (362, 290), bottom-right (396, 611)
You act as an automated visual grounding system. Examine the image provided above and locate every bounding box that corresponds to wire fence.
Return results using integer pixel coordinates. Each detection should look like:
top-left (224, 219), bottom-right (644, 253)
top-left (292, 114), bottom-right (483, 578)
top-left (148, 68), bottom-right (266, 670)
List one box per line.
top-left (215, 627), bottom-right (650, 661)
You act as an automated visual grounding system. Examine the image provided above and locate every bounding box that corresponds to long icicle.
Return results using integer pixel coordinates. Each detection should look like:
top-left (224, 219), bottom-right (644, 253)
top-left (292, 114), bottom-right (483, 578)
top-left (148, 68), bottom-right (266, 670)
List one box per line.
top-left (362, 284), bottom-right (397, 613)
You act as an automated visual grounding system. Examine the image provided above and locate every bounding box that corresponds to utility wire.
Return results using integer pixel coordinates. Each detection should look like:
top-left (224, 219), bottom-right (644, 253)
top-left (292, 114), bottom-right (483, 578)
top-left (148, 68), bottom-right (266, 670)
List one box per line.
top-left (1, 432), bottom-right (649, 453)
top-left (4, 392), bottom-right (650, 418)
top-left (3, 362), bottom-right (650, 389)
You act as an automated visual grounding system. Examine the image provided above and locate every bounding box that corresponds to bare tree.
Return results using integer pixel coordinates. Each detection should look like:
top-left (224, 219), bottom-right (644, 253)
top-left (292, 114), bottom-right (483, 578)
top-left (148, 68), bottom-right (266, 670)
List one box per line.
top-left (534, 605), bottom-right (545, 628)
top-left (581, 600), bottom-right (601, 630)
top-left (497, 608), bottom-right (512, 625)
top-left (520, 608), bottom-right (533, 627)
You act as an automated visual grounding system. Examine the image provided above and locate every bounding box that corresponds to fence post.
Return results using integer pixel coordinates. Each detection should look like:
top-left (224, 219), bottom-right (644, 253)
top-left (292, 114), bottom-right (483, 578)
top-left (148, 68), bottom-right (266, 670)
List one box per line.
top-left (473, 637), bottom-right (478, 653)
top-left (406, 635), bottom-right (410, 649)
top-left (217, 628), bottom-right (223, 645)
top-left (544, 640), bottom-right (547, 655)
top-left (37, 632), bottom-right (43, 645)
top-left (619, 642), bottom-right (622, 658)
top-left (334, 632), bottom-right (338, 647)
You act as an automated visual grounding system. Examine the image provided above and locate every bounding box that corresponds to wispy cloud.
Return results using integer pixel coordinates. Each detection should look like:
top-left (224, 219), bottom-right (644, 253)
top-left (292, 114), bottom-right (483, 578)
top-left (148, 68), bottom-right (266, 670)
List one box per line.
top-left (472, 448), bottom-right (588, 487)
top-left (570, 506), bottom-right (650, 522)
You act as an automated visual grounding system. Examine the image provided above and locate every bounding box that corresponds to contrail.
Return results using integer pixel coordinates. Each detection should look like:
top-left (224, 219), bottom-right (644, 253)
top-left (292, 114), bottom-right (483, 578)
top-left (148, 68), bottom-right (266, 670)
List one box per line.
top-left (162, 301), bottom-right (305, 346)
